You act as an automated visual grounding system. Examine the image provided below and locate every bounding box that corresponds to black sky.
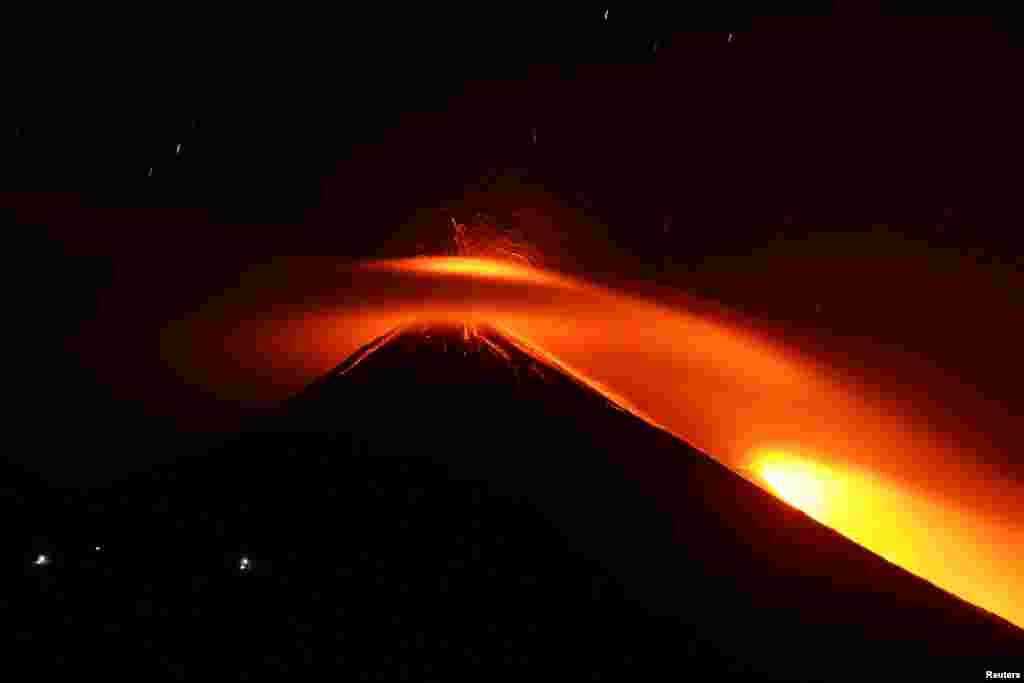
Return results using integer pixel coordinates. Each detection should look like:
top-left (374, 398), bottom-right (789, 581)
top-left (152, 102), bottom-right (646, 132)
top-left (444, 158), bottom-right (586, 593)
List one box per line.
top-left (3, 3), bottom-right (1022, 485)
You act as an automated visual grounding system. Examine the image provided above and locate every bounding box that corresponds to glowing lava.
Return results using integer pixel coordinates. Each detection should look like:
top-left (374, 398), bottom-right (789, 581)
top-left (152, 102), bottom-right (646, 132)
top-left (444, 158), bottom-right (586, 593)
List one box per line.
top-left (361, 256), bottom-right (572, 288)
top-left (167, 254), bottom-right (1024, 631)
top-left (753, 451), bottom-right (832, 524)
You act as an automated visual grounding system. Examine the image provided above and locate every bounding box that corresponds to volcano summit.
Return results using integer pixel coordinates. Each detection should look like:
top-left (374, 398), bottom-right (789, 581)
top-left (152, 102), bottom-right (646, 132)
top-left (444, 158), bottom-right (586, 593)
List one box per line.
top-left (9, 322), bottom-right (1022, 679)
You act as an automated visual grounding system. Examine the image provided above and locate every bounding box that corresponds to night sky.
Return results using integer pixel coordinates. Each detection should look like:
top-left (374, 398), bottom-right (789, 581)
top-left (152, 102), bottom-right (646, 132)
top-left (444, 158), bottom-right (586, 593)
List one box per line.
top-left (3, 6), bottom-right (1024, 680)
top-left (4, 3), bottom-right (1022, 487)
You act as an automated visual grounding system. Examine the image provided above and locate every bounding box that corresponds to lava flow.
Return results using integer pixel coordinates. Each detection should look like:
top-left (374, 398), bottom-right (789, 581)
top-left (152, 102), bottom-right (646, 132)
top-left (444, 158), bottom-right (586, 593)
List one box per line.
top-left (166, 252), bottom-right (1024, 631)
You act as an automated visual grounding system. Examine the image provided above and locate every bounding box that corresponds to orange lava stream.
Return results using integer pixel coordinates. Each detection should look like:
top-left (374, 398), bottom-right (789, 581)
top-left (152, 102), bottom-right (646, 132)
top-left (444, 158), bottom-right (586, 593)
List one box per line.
top-left (170, 256), bottom-right (1023, 630)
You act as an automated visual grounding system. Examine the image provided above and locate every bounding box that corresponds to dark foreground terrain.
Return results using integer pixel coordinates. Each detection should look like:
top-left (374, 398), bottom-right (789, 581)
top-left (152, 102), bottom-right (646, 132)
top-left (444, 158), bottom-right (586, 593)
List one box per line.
top-left (5, 322), bottom-right (1022, 680)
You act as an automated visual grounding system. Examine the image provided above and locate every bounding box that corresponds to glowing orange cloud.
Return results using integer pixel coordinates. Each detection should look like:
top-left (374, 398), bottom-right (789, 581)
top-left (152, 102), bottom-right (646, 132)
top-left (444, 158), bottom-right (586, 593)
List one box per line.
top-left (166, 255), bottom-right (1024, 630)
top-left (360, 256), bottom-right (576, 289)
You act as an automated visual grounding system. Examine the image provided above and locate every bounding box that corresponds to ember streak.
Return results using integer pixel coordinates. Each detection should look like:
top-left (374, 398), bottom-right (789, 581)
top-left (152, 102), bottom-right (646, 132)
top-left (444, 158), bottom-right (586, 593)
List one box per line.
top-left (450, 216), bottom-right (542, 267)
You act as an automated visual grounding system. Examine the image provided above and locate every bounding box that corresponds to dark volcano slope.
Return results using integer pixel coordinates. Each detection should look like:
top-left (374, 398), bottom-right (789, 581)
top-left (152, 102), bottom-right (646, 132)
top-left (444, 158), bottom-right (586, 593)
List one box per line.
top-left (8, 322), bottom-right (1022, 680)
top-left (287, 325), bottom-right (1024, 650)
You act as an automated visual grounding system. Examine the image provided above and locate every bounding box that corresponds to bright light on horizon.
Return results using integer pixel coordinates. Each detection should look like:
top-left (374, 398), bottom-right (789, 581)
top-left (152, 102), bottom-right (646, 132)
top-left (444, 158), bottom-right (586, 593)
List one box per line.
top-left (754, 450), bottom-right (833, 523)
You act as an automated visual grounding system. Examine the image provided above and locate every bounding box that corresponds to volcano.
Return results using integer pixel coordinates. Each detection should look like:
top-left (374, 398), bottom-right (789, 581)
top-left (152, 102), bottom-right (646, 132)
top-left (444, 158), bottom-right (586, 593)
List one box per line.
top-left (9, 322), bottom-right (1023, 680)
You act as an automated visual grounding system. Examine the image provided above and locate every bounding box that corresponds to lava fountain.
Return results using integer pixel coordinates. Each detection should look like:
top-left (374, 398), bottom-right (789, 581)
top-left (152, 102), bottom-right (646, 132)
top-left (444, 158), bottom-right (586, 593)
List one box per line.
top-left (164, 244), bottom-right (1024, 631)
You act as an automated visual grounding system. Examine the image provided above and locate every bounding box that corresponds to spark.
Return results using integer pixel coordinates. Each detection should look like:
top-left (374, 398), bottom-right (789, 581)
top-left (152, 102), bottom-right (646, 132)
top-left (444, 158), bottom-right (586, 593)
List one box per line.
top-left (477, 335), bottom-right (512, 364)
top-left (450, 217), bottom-right (542, 267)
top-left (334, 327), bottom-right (405, 380)
top-left (239, 556), bottom-right (251, 571)
top-left (603, 9), bottom-right (609, 21)
top-left (176, 143), bottom-right (182, 155)
top-left (147, 167), bottom-right (153, 177)
top-left (34, 554), bottom-right (50, 566)
top-left (728, 32), bottom-right (735, 43)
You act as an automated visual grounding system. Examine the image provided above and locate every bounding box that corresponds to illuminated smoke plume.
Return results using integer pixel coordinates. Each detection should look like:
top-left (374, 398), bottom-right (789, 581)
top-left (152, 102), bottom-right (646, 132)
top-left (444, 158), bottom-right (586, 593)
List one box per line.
top-left (166, 254), bottom-right (1023, 631)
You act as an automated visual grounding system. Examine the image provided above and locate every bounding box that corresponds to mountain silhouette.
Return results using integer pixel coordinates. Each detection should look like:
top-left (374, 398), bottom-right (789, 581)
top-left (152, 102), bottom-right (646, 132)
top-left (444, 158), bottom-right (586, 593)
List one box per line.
top-left (7, 322), bottom-right (1022, 680)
